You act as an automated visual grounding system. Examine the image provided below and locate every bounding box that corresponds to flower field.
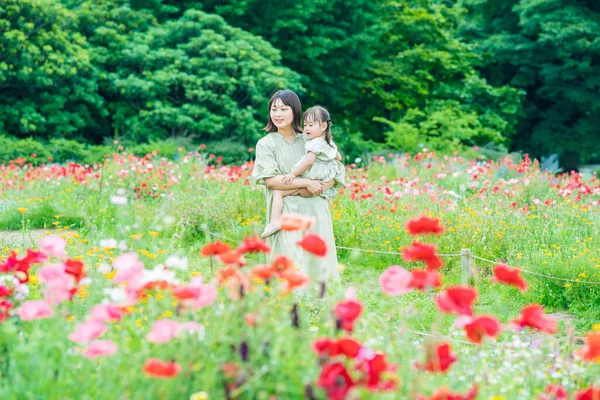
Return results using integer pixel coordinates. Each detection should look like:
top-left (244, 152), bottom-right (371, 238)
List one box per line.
top-left (0, 148), bottom-right (599, 399)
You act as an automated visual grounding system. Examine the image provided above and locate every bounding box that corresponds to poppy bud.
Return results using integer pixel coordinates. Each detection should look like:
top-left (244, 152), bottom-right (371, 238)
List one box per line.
top-left (291, 304), bottom-right (299, 328)
top-left (319, 281), bottom-right (327, 298)
top-left (304, 384), bottom-right (316, 400)
top-left (240, 340), bottom-right (249, 362)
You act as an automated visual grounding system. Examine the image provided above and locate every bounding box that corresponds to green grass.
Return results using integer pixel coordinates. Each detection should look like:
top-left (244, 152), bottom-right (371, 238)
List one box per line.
top-left (0, 152), bottom-right (598, 399)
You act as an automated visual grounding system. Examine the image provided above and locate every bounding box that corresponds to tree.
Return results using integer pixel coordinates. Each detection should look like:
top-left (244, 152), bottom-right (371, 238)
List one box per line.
top-left (461, 0), bottom-right (600, 170)
top-left (6, 0), bottom-right (303, 144)
top-left (131, 0), bottom-right (379, 135)
top-left (0, 0), bottom-right (104, 139)
top-left (359, 1), bottom-right (523, 153)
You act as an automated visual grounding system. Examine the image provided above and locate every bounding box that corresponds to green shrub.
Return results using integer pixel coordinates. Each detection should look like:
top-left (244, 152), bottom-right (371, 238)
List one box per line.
top-left (0, 135), bottom-right (17, 164)
top-left (203, 139), bottom-right (252, 164)
top-left (129, 138), bottom-right (190, 159)
top-left (10, 138), bottom-right (51, 166)
top-left (79, 144), bottom-right (112, 165)
top-left (48, 138), bottom-right (90, 163)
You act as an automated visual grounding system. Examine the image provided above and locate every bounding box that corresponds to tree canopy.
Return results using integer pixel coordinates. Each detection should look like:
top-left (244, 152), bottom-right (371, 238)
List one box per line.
top-left (0, 0), bottom-right (598, 168)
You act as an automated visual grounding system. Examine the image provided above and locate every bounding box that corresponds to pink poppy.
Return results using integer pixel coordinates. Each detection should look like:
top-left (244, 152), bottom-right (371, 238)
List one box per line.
top-left (379, 266), bottom-right (412, 296)
top-left (15, 300), bottom-right (55, 321)
top-left (38, 235), bottom-right (67, 258)
top-left (68, 321), bottom-right (107, 344)
top-left (82, 340), bottom-right (118, 359)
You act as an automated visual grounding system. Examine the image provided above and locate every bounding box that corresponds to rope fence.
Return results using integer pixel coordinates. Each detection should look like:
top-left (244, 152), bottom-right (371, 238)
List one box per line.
top-left (199, 228), bottom-right (600, 287)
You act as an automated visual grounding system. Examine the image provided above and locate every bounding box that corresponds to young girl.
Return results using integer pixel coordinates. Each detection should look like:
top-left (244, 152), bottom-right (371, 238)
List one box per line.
top-left (261, 105), bottom-right (342, 239)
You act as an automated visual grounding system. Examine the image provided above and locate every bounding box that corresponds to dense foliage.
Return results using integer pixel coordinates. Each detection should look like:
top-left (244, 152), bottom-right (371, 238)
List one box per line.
top-left (1, 0), bottom-right (599, 167)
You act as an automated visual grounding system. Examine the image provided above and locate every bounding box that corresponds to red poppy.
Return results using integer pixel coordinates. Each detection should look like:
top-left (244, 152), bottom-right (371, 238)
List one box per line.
top-left (279, 268), bottom-right (310, 294)
top-left (539, 384), bottom-right (568, 400)
top-left (250, 264), bottom-right (276, 281)
top-left (64, 259), bottom-right (86, 283)
top-left (403, 242), bottom-right (444, 270)
top-left (513, 304), bottom-right (557, 334)
top-left (409, 269), bottom-right (442, 290)
top-left (436, 286), bottom-right (478, 316)
top-left (171, 286), bottom-right (201, 300)
top-left (0, 284), bottom-right (13, 298)
top-left (279, 214), bottom-right (314, 231)
top-left (222, 362), bottom-right (240, 379)
top-left (236, 235), bottom-right (270, 254)
top-left (493, 264), bottom-right (528, 291)
top-left (313, 338), bottom-right (362, 359)
top-left (0, 300), bottom-right (13, 323)
top-left (406, 216), bottom-right (444, 236)
top-left (0, 249), bottom-right (46, 283)
top-left (356, 352), bottom-right (398, 391)
top-left (578, 332), bottom-right (600, 363)
top-left (216, 266), bottom-right (240, 284)
top-left (334, 299), bottom-right (363, 332)
top-left (415, 342), bottom-right (457, 373)
top-left (575, 387), bottom-right (600, 400)
top-left (463, 315), bottom-right (501, 344)
top-left (142, 358), bottom-right (181, 379)
top-left (200, 241), bottom-right (231, 257)
top-left (317, 362), bottom-right (355, 400)
top-left (271, 255), bottom-right (295, 274)
top-left (217, 251), bottom-right (247, 267)
top-left (417, 384), bottom-right (478, 400)
top-left (297, 234), bottom-right (328, 257)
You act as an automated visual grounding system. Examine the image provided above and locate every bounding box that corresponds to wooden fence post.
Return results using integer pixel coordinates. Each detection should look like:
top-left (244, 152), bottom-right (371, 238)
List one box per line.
top-left (460, 248), bottom-right (473, 286)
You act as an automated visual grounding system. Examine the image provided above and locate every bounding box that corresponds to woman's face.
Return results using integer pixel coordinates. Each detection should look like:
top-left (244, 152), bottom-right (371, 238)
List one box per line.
top-left (270, 99), bottom-right (295, 130)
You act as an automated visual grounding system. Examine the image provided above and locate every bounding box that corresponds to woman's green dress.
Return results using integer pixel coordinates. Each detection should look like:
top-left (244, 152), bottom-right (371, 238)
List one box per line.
top-left (251, 132), bottom-right (345, 283)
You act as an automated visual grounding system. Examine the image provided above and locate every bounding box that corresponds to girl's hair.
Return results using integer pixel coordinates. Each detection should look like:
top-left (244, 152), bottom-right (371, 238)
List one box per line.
top-left (304, 105), bottom-right (333, 146)
top-left (263, 90), bottom-right (303, 134)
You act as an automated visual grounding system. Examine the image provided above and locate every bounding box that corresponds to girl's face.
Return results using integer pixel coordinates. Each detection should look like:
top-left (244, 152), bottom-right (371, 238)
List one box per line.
top-left (270, 99), bottom-right (295, 130)
top-left (303, 118), bottom-right (326, 139)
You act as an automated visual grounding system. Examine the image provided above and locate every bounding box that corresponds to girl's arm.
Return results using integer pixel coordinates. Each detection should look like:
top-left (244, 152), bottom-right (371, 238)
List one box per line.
top-left (284, 152), bottom-right (317, 182)
top-left (335, 151), bottom-right (342, 161)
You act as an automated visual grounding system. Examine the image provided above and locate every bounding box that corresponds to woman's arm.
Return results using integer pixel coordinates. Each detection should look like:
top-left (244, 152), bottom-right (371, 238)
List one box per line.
top-left (264, 176), bottom-right (324, 194)
top-left (295, 178), bottom-right (336, 197)
top-left (335, 151), bottom-right (342, 161)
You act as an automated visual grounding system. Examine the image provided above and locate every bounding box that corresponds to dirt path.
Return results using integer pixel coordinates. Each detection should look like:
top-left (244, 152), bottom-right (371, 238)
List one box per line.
top-left (0, 229), bottom-right (57, 248)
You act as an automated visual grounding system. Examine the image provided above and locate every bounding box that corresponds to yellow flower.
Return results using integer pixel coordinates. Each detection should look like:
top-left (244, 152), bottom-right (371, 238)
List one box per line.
top-left (564, 283), bottom-right (572, 288)
top-left (593, 323), bottom-right (600, 332)
top-left (163, 311), bottom-right (172, 318)
top-left (18, 207), bottom-right (27, 214)
top-left (190, 392), bottom-right (209, 400)
top-left (148, 231), bottom-right (159, 237)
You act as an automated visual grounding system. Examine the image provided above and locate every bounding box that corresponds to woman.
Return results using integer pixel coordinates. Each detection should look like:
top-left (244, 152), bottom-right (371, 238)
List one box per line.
top-left (251, 90), bottom-right (344, 283)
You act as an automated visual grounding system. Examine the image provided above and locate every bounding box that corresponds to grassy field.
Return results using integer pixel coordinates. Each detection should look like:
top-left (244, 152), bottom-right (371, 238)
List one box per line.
top-left (0, 149), bottom-right (598, 399)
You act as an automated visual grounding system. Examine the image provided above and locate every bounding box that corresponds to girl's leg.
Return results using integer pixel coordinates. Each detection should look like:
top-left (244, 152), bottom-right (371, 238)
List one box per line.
top-left (270, 189), bottom-right (298, 222)
top-left (262, 189), bottom-right (298, 239)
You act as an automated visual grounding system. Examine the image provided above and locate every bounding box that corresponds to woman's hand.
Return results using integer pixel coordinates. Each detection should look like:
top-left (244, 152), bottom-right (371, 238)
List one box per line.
top-left (306, 180), bottom-right (324, 196)
top-left (295, 188), bottom-right (313, 197)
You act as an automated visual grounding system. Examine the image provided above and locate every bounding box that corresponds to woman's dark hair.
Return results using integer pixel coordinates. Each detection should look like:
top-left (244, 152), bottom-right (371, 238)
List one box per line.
top-left (263, 90), bottom-right (303, 134)
top-left (304, 105), bottom-right (333, 146)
